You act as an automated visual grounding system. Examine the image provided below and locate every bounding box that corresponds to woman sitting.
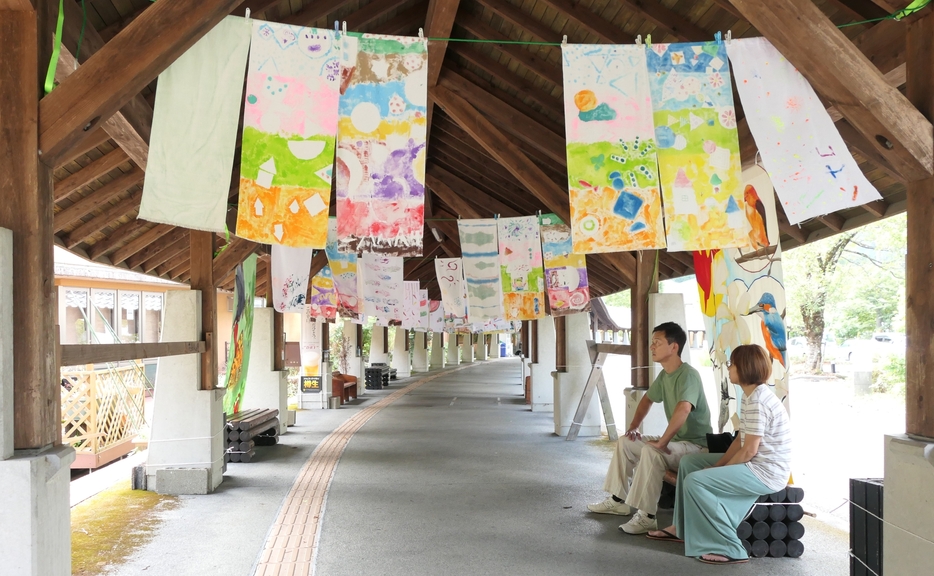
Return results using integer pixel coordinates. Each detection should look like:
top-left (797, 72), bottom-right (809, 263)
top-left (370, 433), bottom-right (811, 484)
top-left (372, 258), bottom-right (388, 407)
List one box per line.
top-left (647, 344), bottom-right (791, 565)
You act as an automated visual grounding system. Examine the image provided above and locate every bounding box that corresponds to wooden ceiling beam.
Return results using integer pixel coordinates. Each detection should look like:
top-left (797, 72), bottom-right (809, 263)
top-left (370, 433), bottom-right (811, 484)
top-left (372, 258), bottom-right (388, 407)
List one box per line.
top-left (140, 233), bottom-right (191, 273)
top-left (125, 227), bottom-right (188, 270)
top-left (826, 0), bottom-right (890, 23)
top-left (167, 258), bottom-right (190, 281)
top-left (59, 0), bottom-right (151, 170)
top-left (456, 14), bottom-right (562, 86)
top-left (156, 250), bottom-right (189, 278)
top-left (453, 65), bottom-right (564, 134)
top-left (345, 0), bottom-right (408, 31)
top-left (38, 0), bottom-right (244, 166)
top-left (438, 71), bottom-right (566, 165)
top-left (473, 0), bottom-right (562, 43)
top-left (818, 212), bottom-right (847, 232)
top-left (55, 128), bottom-right (111, 169)
top-left (427, 164), bottom-right (521, 217)
top-left (53, 148), bottom-right (130, 201)
top-left (425, 0), bottom-right (461, 87)
top-left (282, 0), bottom-right (356, 26)
top-left (730, 0), bottom-right (932, 182)
top-left (53, 166), bottom-right (144, 232)
top-left (109, 223), bottom-right (175, 265)
top-left (426, 170), bottom-right (483, 219)
top-left (616, 0), bottom-right (708, 41)
top-left (85, 219), bottom-right (151, 260)
top-left (371, 1), bottom-right (426, 35)
top-left (213, 237), bottom-right (262, 287)
top-left (60, 189), bottom-right (143, 248)
top-left (535, 0), bottom-right (635, 43)
top-left (861, 199), bottom-right (889, 218)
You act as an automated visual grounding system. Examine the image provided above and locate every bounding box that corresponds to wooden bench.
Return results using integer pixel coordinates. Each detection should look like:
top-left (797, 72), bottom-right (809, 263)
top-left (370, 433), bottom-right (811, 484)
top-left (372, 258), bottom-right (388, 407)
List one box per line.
top-left (332, 374), bottom-right (358, 405)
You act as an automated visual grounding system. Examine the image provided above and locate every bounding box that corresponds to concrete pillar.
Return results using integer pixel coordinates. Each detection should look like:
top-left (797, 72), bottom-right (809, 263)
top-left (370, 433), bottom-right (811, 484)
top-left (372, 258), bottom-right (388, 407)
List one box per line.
top-left (412, 331), bottom-right (429, 372)
top-left (0, 228), bottom-right (75, 576)
top-left (461, 334), bottom-right (475, 363)
top-left (491, 334), bottom-right (502, 358)
top-left (530, 316), bottom-right (556, 412)
top-left (430, 331), bottom-right (446, 369)
top-left (343, 320), bottom-right (364, 396)
top-left (553, 312), bottom-right (601, 436)
top-left (241, 308), bottom-right (289, 434)
top-left (147, 290), bottom-right (226, 494)
top-left (884, 435), bottom-right (934, 573)
top-left (445, 333), bottom-right (459, 365)
top-left (648, 293), bottom-right (690, 381)
top-left (476, 333), bottom-right (488, 360)
top-left (391, 327), bottom-right (411, 378)
top-left (370, 325), bottom-right (389, 364)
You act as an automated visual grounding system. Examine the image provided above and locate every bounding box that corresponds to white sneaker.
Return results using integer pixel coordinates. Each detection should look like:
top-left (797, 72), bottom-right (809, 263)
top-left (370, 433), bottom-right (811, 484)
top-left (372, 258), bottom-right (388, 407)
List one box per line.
top-left (619, 511), bottom-right (657, 535)
top-left (587, 496), bottom-right (633, 516)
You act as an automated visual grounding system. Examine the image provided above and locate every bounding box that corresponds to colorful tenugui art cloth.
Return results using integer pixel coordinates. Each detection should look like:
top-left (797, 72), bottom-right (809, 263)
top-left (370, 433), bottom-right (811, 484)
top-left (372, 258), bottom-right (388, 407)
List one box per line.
top-left (300, 309), bottom-right (322, 377)
top-left (360, 253), bottom-right (404, 321)
top-left (694, 167), bottom-right (789, 431)
top-left (562, 44), bottom-right (666, 253)
top-left (335, 33), bottom-right (428, 256)
top-left (417, 289), bottom-right (430, 331)
top-left (308, 265), bottom-right (338, 320)
top-left (539, 213), bottom-right (591, 316)
top-left (497, 216), bottom-right (546, 321)
top-left (235, 22), bottom-right (340, 248)
top-left (728, 37), bottom-right (881, 225)
top-left (646, 42), bottom-right (748, 252)
top-left (223, 254), bottom-right (257, 414)
top-left (434, 258), bottom-right (468, 322)
top-left (429, 300), bottom-right (445, 332)
top-left (400, 281), bottom-right (420, 327)
top-left (271, 244), bottom-right (313, 313)
top-left (140, 16), bottom-right (251, 233)
top-left (325, 218), bottom-right (361, 318)
top-left (457, 220), bottom-right (505, 323)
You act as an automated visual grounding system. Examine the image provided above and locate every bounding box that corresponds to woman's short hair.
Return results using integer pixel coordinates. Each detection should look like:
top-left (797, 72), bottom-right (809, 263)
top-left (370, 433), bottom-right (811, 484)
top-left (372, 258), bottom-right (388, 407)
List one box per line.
top-left (730, 344), bottom-right (772, 385)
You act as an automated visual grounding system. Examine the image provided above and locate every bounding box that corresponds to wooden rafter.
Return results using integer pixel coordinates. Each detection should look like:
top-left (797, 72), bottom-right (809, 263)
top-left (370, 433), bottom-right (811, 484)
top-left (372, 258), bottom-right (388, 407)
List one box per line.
top-left (53, 148), bottom-right (129, 201)
top-left (535, 0), bottom-right (635, 43)
top-left (60, 190), bottom-right (143, 248)
top-left (372, 1), bottom-right (426, 35)
top-left (730, 0), bottom-right (933, 182)
top-left (213, 237), bottom-right (261, 287)
top-left (282, 0), bottom-right (356, 26)
top-left (616, 0), bottom-right (708, 41)
top-left (38, 0), bottom-right (245, 166)
top-left (345, 0), bottom-right (408, 30)
top-left (456, 14), bottom-right (562, 86)
top-left (109, 223), bottom-right (175, 265)
top-left (53, 166), bottom-right (144, 232)
top-left (472, 0), bottom-right (561, 43)
top-left (125, 227), bottom-right (188, 270)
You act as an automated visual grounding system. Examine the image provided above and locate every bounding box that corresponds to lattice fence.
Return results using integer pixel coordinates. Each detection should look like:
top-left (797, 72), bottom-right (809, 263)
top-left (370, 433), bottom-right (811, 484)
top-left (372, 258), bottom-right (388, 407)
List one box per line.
top-left (61, 363), bottom-right (146, 464)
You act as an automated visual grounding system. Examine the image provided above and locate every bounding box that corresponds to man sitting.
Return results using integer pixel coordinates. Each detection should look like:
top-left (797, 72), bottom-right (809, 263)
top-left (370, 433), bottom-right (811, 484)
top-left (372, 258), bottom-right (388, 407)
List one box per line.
top-left (587, 322), bottom-right (712, 535)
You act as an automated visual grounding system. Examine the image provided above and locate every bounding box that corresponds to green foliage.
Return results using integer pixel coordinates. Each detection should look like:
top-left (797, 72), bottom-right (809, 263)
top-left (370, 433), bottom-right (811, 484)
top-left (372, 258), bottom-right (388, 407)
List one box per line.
top-left (872, 354), bottom-right (906, 395)
top-left (602, 289), bottom-right (631, 307)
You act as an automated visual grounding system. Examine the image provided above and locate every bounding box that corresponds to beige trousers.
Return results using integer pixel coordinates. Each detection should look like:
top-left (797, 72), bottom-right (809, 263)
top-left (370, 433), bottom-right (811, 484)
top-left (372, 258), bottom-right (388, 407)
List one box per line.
top-left (602, 435), bottom-right (705, 515)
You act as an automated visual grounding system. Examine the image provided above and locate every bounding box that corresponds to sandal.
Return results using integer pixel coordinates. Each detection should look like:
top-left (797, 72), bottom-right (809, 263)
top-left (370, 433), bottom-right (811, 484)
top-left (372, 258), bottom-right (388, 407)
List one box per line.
top-left (646, 528), bottom-right (683, 543)
top-left (698, 554), bottom-right (749, 565)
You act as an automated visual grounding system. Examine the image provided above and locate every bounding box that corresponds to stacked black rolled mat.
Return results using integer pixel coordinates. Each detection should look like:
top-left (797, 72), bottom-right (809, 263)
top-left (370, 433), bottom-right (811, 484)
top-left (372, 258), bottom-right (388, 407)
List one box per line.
top-left (224, 409), bottom-right (280, 463)
top-left (737, 486), bottom-right (806, 558)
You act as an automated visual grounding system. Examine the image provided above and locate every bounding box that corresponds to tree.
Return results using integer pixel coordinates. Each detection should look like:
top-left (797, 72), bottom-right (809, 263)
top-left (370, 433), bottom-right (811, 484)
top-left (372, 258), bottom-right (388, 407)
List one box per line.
top-left (784, 233), bottom-right (855, 372)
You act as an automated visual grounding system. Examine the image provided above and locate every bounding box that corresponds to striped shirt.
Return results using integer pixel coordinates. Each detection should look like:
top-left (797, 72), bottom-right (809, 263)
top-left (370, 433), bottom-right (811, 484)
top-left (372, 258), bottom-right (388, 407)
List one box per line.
top-left (740, 386), bottom-right (792, 492)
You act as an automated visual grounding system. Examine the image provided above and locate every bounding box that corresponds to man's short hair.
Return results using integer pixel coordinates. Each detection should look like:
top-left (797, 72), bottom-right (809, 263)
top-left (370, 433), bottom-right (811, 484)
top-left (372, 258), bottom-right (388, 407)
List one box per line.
top-left (652, 322), bottom-right (687, 358)
top-left (730, 344), bottom-right (773, 385)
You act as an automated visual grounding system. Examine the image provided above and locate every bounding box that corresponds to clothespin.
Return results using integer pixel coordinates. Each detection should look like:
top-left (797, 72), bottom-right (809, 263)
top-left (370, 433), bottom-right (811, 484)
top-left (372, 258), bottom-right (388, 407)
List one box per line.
top-left (419, 28), bottom-right (424, 38)
top-left (494, 213), bottom-right (500, 220)
top-left (562, 35), bottom-right (567, 45)
top-left (636, 34), bottom-right (642, 46)
top-left (714, 31), bottom-right (722, 45)
top-left (335, 21), bottom-right (340, 34)
top-left (342, 21), bottom-right (347, 35)
top-left (645, 34), bottom-right (652, 48)
top-left (726, 30), bottom-right (732, 44)
top-left (245, 7), bottom-right (251, 18)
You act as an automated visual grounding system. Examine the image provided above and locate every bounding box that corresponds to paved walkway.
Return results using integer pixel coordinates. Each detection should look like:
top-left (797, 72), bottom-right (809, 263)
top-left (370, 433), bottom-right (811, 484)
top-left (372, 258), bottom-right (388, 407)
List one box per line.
top-left (113, 358), bottom-right (850, 576)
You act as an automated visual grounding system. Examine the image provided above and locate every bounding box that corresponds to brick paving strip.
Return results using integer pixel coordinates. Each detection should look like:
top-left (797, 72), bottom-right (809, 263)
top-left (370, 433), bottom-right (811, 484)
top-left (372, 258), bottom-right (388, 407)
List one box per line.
top-left (252, 363), bottom-right (477, 576)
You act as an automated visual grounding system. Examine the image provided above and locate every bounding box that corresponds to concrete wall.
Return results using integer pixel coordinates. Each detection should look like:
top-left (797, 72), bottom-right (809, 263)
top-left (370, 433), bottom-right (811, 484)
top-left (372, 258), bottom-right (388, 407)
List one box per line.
top-left (884, 434), bottom-right (934, 574)
top-left (0, 228), bottom-right (11, 459)
top-left (391, 327), bottom-right (411, 378)
top-left (430, 331), bottom-right (445, 369)
top-left (530, 316), bottom-right (556, 412)
top-left (648, 293), bottom-right (691, 381)
top-left (553, 312), bottom-right (601, 436)
top-left (241, 308), bottom-right (288, 434)
top-left (412, 331), bottom-right (429, 372)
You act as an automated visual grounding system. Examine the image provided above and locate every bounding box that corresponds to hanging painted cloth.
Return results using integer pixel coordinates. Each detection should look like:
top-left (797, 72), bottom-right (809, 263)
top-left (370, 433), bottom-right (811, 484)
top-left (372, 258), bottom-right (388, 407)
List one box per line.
top-left (235, 22), bottom-right (340, 247)
top-left (271, 244), bottom-right (313, 313)
top-left (360, 253), bottom-right (404, 321)
top-left (308, 265), bottom-right (338, 320)
top-left (646, 41), bottom-right (748, 252)
top-left (497, 216), bottom-right (546, 321)
top-left (140, 16), bottom-right (251, 233)
top-left (335, 33), bottom-right (428, 256)
top-left (693, 167), bottom-right (789, 432)
top-left (223, 254), bottom-right (257, 414)
top-left (400, 281), bottom-right (420, 327)
top-left (325, 217), bottom-right (362, 319)
top-left (300, 307), bottom-right (323, 378)
top-left (728, 37), bottom-right (880, 225)
top-left (417, 289), bottom-right (430, 331)
top-left (458, 220), bottom-right (505, 323)
top-left (434, 258), bottom-right (468, 322)
top-left (429, 300), bottom-right (445, 332)
top-left (562, 44), bottom-right (666, 253)
top-left (539, 213), bottom-right (591, 316)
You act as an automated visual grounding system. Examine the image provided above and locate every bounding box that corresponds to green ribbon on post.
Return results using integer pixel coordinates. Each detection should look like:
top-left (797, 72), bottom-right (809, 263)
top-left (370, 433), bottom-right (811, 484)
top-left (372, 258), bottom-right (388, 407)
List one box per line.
top-left (43, 0), bottom-right (65, 94)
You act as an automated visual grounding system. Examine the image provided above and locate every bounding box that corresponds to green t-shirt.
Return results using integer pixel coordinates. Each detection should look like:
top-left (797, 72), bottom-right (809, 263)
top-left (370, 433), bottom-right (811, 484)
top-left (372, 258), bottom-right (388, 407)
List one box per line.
top-left (646, 362), bottom-right (712, 447)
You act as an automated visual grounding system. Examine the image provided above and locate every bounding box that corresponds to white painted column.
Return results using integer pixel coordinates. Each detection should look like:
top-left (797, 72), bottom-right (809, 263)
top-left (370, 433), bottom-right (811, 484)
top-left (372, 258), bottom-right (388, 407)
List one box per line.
top-left (445, 332), bottom-right (459, 365)
top-left (0, 229), bottom-right (75, 576)
top-left (370, 325), bottom-right (389, 364)
top-left (412, 331), bottom-right (429, 372)
top-left (530, 316), bottom-right (556, 412)
top-left (554, 312), bottom-right (601, 436)
top-left (430, 331), bottom-right (445, 369)
top-left (476, 333), bottom-right (488, 360)
top-left (884, 435), bottom-right (934, 574)
top-left (241, 308), bottom-right (288, 434)
top-left (343, 320), bottom-right (364, 396)
top-left (491, 334), bottom-right (502, 358)
top-left (461, 334), bottom-right (475, 363)
top-left (391, 327), bottom-right (411, 378)
top-left (147, 290), bottom-right (226, 493)
top-left (648, 293), bottom-right (690, 380)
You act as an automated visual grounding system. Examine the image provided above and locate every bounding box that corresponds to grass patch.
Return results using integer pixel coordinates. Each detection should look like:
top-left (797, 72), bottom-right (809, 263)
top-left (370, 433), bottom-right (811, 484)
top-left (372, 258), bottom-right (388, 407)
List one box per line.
top-left (71, 481), bottom-right (179, 575)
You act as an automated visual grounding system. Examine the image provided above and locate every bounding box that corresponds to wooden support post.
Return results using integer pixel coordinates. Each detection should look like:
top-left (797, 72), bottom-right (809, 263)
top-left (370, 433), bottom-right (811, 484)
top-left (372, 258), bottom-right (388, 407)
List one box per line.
top-left (0, 8), bottom-right (59, 450)
top-left (190, 231), bottom-right (217, 391)
top-left (266, 266), bottom-right (285, 371)
top-left (555, 315), bottom-right (567, 372)
top-left (632, 251), bottom-right (658, 389)
top-left (531, 319), bottom-right (539, 364)
top-left (521, 320), bottom-right (530, 359)
top-left (905, 12), bottom-right (934, 440)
